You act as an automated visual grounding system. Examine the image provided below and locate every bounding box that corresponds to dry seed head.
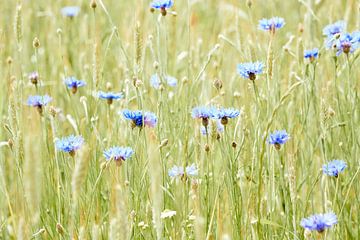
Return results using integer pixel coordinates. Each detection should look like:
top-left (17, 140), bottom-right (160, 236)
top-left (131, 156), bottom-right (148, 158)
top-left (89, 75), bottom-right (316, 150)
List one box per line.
top-left (7, 56), bottom-right (13, 65)
top-left (33, 37), bottom-right (40, 48)
top-left (56, 223), bottom-right (65, 235)
top-left (205, 144), bottom-right (210, 152)
top-left (160, 139), bottom-right (168, 148)
top-left (213, 78), bottom-right (223, 90)
top-left (8, 139), bottom-right (14, 148)
top-left (106, 82), bottom-right (112, 90)
top-left (135, 79), bottom-right (143, 88)
top-left (246, 0), bottom-right (252, 8)
top-left (90, 0), bottom-right (97, 9)
top-left (298, 23), bottom-right (304, 33)
top-left (56, 28), bottom-right (62, 35)
top-left (15, 5), bottom-right (23, 44)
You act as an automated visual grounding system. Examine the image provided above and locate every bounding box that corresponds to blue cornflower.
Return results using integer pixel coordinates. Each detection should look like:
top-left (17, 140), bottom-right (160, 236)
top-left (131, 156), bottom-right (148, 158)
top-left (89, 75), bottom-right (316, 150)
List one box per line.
top-left (258, 17), bottom-right (285, 33)
top-left (27, 95), bottom-right (52, 107)
top-left (300, 213), bottom-right (337, 233)
top-left (150, 74), bottom-right (178, 89)
top-left (27, 95), bottom-right (52, 114)
top-left (322, 21), bottom-right (346, 37)
top-left (104, 146), bottom-right (134, 166)
top-left (200, 120), bottom-right (224, 136)
top-left (237, 61), bottom-right (264, 81)
top-left (61, 6), bottom-right (80, 18)
top-left (333, 32), bottom-right (359, 56)
top-left (192, 106), bottom-right (218, 127)
top-left (216, 108), bottom-right (240, 125)
top-left (304, 48), bottom-right (319, 62)
top-left (55, 135), bottom-right (84, 156)
top-left (323, 160), bottom-right (347, 177)
top-left (268, 130), bottom-right (289, 150)
top-left (150, 0), bottom-right (173, 16)
top-left (168, 163), bottom-right (198, 179)
top-left (98, 91), bottom-right (124, 104)
top-left (122, 109), bottom-right (157, 128)
top-left (64, 77), bottom-right (86, 94)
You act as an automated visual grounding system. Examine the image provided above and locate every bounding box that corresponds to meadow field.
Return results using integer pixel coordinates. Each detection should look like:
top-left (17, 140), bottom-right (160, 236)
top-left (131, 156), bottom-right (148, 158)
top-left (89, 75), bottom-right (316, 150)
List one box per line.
top-left (0, 0), bottom-right (360, 239)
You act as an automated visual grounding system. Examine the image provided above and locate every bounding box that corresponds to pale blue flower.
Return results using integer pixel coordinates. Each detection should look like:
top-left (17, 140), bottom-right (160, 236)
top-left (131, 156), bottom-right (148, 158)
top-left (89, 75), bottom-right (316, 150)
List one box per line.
top-left (61, 6), bottom-right (80, 17)
top-left (301, 213), bottom-right (337, 232)
top-left (323, 160), bottom-right (347, 177)
top-left (259, 17), bottom-right (285, 32)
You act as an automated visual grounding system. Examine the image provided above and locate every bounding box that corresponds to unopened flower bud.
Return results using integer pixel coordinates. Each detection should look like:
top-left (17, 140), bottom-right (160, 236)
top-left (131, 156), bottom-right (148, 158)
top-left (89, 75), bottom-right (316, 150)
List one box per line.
top-left (90, 0), bottom-right (97, 9)
top-left (205, 144), bottom-right (210, 152)
top-left (33, 37), bottom-right (40, 48)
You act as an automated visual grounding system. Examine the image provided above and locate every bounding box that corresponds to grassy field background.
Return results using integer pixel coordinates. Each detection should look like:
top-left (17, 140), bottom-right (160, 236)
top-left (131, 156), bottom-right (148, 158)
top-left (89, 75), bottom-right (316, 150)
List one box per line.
top-left (0, 0), bottom-right (360, 239)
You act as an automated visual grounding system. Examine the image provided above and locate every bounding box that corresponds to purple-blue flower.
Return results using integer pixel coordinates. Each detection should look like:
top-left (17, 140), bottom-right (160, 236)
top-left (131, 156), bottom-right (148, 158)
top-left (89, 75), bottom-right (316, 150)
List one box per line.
top-left (192, 106), bottom-right (218, 127)
top-left (104, 146), bottom-right (134, 166)
top-left (122, 109), bottom-right (157, 128)
top-left (322, 21), bottom-right (346, 37)
top-left (150, 0), bottom-right (173, 16)
top-left (300, 213), bottom-right (337, 232)
top-left (168, 163), bottom-right (198, 178)
top-left (151, 0), bottom-right (173, 9)
top-left (150, 74), bottom-right (178, 89)
top-left (27, 95), bottom-right (52, 108)
top-left (268, 130), bottom-right (289, 149)
top-left (333, 32), bottom-right (359, 55)
top-left (216, 108), bottom-right (240, 125)
top-left (98, 91), bottom-right (124, 104)
top-left (259, 17), bottom-right (285, 32)
top-left (192, 106), bottom-right (217, 119)
top-left (65, 77), bottom-right (86, 94)
top-left (27, 95), bottom-right (52, 114)
top-left (237, 61), bottom-right (264, 80)
top-left (55, 135), bottom-right (84, 156)
top-left (323, 160), bottom-right (347, 177)
top-left (61, 6), bottom-right (80, 18)
top-left (304, 48), bottom-right (319, 61)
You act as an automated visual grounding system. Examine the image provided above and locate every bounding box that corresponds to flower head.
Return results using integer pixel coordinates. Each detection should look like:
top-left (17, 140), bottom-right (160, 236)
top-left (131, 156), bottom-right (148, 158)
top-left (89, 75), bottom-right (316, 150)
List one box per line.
top-left (150, 74), bottom-right (178, 89)
top-left (237, 61), bottom-right (264, 80)
top-left (150, 0), bottom-right (173, 16)
top-left (122, 109), bottom-right (157, 128)
top-left (27, 95), bottom-right (52, 114)
top-left (322, 21), bottom-right (346, 37)
top-left (98, 91), bottom-right (124, 104)
top-left (216, 108), bottom-right (240, 125)
top-left (268, 130), bottom-right (289, 150)
top-left (259, 17), bottom-right (285, 33)
top-left (304, 48), bottom-right (319, 62)
top-left (28, 71), bottom-right (39, 85)
top-left (27, 95), bottom-right (52, 107)
top-left (61, 6), bottom-right (80, 18)
top-left (55, 135), bottom-right (84, 156)
top-left (192, 106), bottom-right (218, 127)
top-left (64, 77), bottom-right (86, 94)
top-left (300, 213), bottom-right (337, 233)
top-left (168, 163), bottom-right (198, 179)
top-left (323, 160), bottom-right (347, 177)
top-left (333, 32), bottom-right (359, 55)
top-left (104, 146), bottom-right (134, 166)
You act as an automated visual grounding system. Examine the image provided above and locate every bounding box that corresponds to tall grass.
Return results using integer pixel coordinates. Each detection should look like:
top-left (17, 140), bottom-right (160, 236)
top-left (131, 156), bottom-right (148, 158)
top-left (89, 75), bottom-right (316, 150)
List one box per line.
top-left (0, 0), bottom-right (359, 239)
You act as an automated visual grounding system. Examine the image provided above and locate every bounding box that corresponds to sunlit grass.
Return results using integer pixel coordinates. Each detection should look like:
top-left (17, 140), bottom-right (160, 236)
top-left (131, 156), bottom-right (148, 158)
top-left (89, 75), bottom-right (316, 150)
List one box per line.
top-left (0, 0), bottom-right (359, 239)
